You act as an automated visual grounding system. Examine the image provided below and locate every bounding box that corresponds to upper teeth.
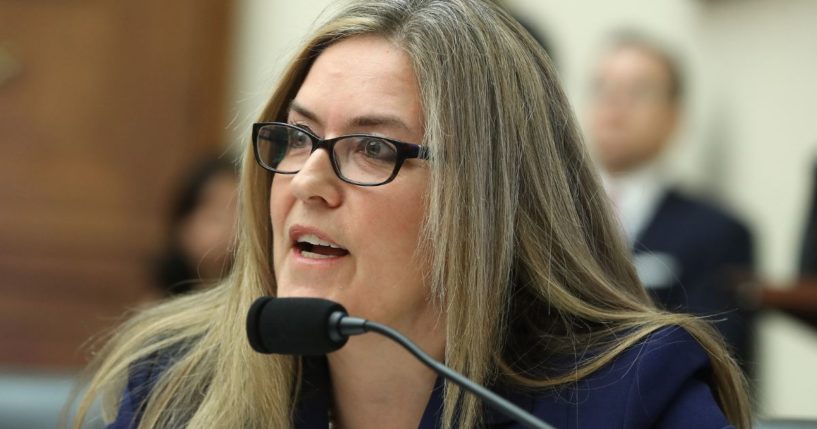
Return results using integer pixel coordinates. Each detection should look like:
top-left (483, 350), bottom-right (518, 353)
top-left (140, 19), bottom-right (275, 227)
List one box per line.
top-left (297, 234), bottom-right (343, 248)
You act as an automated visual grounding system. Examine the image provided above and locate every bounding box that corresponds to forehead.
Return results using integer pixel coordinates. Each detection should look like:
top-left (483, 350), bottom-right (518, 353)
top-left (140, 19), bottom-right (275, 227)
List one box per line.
top-left (598, 46), bottom-right (673, 86)
top-left (290, 35), bottom-right (423, 136)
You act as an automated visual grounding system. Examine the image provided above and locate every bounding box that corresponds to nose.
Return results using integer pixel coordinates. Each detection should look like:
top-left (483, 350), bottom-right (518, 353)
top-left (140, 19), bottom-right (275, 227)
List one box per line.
top-left (289, 148), bottom-right (343, 208)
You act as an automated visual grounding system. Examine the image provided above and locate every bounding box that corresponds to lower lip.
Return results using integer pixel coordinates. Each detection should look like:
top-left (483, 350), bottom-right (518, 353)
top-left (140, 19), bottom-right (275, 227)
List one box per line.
top-left (291, 247), bottom-right (348, 266)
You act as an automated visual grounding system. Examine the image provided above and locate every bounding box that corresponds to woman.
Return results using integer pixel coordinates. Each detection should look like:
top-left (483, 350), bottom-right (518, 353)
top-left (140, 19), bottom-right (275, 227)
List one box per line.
top-left (152, 157), bottom-right (238, 296)
top-left (72, 0), bottom-right (751, 428)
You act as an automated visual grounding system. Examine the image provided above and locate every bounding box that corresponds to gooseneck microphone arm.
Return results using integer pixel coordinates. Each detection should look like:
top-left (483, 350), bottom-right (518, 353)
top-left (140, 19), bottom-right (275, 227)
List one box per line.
top-left (246, 297), bottom-right (555, 429)
top-left (335, 316), bottom-right (554, 429)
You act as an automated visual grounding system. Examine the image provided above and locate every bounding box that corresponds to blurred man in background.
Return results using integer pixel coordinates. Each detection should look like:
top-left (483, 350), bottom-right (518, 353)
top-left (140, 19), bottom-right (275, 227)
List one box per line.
top-left (588, 32), bottom-right (756, 372)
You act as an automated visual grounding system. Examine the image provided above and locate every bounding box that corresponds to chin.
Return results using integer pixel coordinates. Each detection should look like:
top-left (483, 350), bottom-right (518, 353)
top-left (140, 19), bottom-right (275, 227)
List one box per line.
top-left (275, 283), bottom-right (371, 320)
top-left (276, 284), bottom-right (331, 299)
top-left (278, 284), bottom-right (354, 308)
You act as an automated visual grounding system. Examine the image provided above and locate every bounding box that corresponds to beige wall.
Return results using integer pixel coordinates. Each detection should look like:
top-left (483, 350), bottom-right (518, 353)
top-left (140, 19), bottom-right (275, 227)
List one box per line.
top-left (228, 0), bottom-right (817, 418)
top-left (227, 0), bottom-right (336, 142)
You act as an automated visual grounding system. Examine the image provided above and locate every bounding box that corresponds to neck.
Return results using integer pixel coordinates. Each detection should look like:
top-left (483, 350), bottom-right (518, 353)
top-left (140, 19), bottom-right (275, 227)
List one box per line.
top-left (327, 326), bottom-right (444, 429)
top-left (604, 160), bottom-right (660, 184)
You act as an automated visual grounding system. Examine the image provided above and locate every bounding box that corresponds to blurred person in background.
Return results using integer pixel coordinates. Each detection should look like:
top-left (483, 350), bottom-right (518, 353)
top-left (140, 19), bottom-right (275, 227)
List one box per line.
top-left (588, 32), bottom-right (757, 372)
top-left (152, 157), bottom-right (238, 295)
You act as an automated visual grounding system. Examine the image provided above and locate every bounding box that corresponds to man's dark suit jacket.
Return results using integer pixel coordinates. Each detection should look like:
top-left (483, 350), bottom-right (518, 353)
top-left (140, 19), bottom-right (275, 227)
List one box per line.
top-left (633, 189), bottom-right (755, 370)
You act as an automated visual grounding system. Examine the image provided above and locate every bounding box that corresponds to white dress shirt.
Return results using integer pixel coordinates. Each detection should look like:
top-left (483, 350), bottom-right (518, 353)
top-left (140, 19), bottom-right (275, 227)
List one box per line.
top-left (601, 164), bottom-right (669, 246)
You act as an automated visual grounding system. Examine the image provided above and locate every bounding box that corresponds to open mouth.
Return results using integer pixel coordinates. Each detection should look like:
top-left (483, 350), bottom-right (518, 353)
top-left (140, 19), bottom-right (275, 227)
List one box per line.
top-left (294, 234), bottom-right (350, 259)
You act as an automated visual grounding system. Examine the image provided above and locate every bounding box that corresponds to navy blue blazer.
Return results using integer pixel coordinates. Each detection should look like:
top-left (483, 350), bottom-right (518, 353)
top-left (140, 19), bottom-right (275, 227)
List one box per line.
top-left (634, 189), bottom-right (754, 369)
top-left (108, 326), bottom-right (735, 428)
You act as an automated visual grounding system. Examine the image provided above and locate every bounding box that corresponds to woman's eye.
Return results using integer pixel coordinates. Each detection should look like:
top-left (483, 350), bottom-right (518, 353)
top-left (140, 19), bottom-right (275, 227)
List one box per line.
top-left (287, 130), bottom-right (312, 149)
top-left (290, 132), bottom-right (310, 148)
top-left (365, 140), bottom-right (382, 156)
top-left (360, 138), bottom-right (396, 160)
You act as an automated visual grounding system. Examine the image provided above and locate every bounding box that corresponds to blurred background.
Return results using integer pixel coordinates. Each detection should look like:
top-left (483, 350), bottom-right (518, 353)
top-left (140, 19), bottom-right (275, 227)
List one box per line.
top-left (1, 0), bottom-right (815, 426)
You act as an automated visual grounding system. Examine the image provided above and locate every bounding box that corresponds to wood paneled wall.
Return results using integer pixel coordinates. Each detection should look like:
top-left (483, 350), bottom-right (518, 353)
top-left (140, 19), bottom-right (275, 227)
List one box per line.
top-left (0, 0), bottom-right (234, 369)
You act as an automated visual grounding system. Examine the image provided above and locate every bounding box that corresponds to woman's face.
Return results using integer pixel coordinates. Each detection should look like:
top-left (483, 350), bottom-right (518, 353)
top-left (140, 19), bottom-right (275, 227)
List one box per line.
top-left (270, 36), bottom-right (436, 333)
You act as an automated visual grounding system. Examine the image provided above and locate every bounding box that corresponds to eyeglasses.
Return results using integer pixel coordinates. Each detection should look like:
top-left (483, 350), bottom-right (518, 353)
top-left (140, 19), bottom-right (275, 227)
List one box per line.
top-left (592, 82), bottom-right (672, 106)
top-left (252, 122), bottom-right (430, 186)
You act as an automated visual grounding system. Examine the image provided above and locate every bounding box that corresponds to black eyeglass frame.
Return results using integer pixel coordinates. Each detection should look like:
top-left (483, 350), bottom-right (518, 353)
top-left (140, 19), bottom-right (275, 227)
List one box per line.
top-left (252, 122), bottom-right (430, 186)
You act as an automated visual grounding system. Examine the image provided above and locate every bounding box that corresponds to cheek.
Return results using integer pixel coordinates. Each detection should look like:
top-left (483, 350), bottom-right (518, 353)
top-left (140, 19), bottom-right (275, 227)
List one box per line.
top-left (357, 188), bottom-right (428, 284)
top-left (360, 204), bottom-right (422, 255)
top-left (349, 195), bottom-right (429, 321)
top-left (629, 111), bottom-right (666, 146)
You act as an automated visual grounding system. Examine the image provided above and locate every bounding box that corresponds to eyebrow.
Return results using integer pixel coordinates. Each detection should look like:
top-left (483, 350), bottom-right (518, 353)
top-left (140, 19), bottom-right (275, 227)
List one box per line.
top-left (288, 100), bottom-right (321, 125)
top-left (288, 100), bottom-right (412, 134)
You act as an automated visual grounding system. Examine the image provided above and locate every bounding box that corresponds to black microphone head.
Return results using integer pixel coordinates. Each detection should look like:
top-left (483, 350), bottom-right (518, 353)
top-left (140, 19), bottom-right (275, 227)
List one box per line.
top-left (246, 297), bottom-right (349, 355)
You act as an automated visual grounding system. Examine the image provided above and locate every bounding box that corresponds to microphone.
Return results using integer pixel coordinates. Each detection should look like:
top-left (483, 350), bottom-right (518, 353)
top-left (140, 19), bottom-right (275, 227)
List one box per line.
top-left (246, 297), bottom-right (555, 429)
top-left (246, 296), bottom-right (351, 355)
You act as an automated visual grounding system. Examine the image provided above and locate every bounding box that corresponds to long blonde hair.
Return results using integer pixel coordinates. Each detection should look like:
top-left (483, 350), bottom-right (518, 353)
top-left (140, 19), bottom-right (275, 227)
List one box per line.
top-left (71, 0), bottom-right (751, 428)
